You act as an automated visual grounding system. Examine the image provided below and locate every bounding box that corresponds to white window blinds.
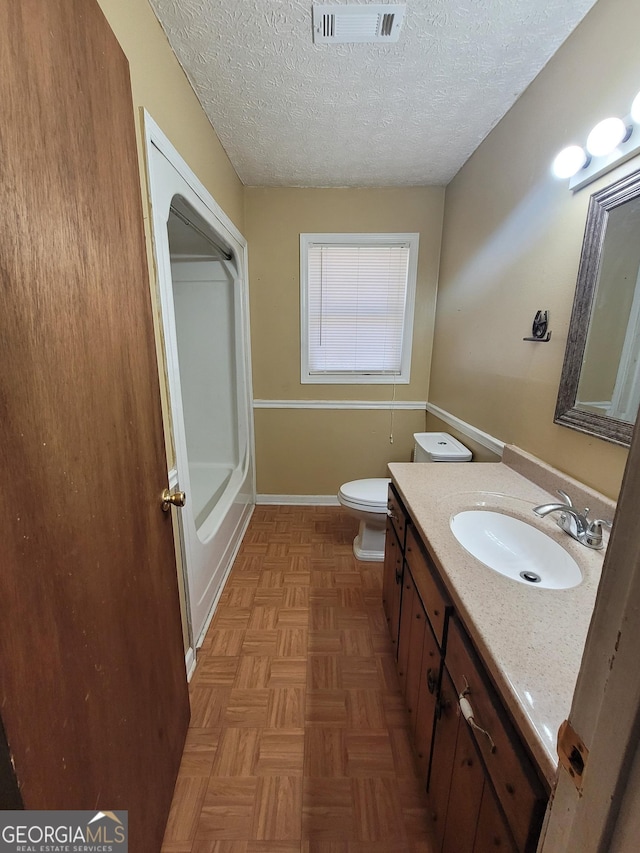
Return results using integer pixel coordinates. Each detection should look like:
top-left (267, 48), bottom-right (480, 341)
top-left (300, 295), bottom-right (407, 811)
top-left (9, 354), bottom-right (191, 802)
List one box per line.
top-left (306, 241), bottom-right (412, 376)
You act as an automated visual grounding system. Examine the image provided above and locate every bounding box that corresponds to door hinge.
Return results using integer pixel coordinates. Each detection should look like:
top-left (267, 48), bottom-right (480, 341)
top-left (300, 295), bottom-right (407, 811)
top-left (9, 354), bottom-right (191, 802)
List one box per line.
top-left (557, 719), bottom-right (589, 792)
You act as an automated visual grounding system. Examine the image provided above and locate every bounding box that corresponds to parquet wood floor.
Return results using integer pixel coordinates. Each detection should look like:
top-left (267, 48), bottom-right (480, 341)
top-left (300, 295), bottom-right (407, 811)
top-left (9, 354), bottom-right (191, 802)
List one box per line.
top-left (162, 506), bottom-right (435, 853)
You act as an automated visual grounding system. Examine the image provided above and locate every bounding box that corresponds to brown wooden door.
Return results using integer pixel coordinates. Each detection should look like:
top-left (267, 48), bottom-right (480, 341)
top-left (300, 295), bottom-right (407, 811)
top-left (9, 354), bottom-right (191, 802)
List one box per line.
top-left (0, 1), bottom-right (190, 849)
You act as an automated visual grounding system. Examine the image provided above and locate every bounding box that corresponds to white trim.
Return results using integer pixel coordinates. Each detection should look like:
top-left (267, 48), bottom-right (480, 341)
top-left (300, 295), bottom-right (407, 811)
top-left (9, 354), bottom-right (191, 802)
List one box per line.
top-left (185, 648), bottom-right (196, 682)
top-left (540, 390), bottom-right (640, 850)
top-left (425, 402), bottom-right (505, 456)
top-left (142, 112), bottom-right (246, 249)
top-left (169, 466), bottom-right (197, 679)
top-left (300, 232), bottom-right (419, 385)
top-left (253, 398), bottom-right (426, 410)
top-left (257, 494), bottom-right (341, 506)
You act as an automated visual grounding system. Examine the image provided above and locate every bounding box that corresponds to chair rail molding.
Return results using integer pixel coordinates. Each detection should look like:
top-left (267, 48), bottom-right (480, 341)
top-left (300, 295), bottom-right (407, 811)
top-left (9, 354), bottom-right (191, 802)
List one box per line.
top-left (253, 399), bottom-right (427, 410)
top-left (425, 402), bottom-right (505, 456)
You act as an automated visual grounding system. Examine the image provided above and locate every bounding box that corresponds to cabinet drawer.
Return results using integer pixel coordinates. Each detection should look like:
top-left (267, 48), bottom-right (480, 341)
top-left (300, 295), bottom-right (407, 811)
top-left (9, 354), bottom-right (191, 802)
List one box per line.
top-left (405, 526), bottom-right (449, 647)
top-left (387, 485), bottom-right (407, 546)
top-left (445, 618), bottom-right (547, 853)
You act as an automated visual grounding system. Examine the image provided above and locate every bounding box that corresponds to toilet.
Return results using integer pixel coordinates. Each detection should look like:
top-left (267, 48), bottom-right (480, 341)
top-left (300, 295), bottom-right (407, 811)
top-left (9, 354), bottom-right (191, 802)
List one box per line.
top-left (338, 432), bottom-right (472, 562)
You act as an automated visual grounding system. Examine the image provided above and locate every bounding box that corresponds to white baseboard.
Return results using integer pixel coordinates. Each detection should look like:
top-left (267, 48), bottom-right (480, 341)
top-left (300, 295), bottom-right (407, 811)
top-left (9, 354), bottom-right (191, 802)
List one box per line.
top-left (425, 403), bottom-right (505, 457)
top-left (185, 647), bottom-right (196, 682)
top-left (257, 494), bottom-right (340, 506)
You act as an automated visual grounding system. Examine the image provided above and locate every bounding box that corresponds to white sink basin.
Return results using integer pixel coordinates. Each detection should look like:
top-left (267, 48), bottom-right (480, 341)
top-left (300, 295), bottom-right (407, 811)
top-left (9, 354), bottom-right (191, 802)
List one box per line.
top-left (450, 510), bottom-right (582, 589)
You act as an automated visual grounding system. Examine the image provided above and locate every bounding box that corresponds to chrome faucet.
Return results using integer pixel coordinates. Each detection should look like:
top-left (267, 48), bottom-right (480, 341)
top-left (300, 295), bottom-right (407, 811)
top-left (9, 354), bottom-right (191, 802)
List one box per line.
top-left (533, 490), bottom-right (611, 550)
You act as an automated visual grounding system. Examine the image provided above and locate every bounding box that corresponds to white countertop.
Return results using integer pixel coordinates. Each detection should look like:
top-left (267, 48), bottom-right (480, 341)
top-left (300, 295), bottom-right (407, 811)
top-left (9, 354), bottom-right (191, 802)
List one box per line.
top-left (388, 454), bottom-right (612, 786)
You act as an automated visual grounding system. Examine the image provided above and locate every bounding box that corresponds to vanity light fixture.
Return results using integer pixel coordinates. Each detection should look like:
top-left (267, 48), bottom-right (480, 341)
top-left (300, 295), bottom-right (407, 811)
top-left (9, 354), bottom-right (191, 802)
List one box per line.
top-left (552, 89), bottom-right (640, 191)
top-left (586, 117), bottom-right (630, 157)
top-left (552, 145), bottom-right (589, 180)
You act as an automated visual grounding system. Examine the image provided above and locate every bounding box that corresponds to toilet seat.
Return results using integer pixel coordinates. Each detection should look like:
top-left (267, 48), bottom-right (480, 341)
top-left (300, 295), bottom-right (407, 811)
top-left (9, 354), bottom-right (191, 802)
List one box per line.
top-left (338, 478), bottom-right (390, 513)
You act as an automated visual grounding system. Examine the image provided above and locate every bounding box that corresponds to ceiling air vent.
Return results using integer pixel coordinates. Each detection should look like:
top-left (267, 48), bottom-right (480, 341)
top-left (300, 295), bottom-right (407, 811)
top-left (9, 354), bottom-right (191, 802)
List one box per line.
top-left (312, 4), bottom-right (405, 44)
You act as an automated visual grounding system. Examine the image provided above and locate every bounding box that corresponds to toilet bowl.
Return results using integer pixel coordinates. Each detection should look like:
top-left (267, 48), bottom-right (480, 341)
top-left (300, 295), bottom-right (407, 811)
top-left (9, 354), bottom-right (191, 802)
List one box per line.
top-left (338, 432), bottom-right (472, 562)
top-left (338, 478), bottom-right (391, 562)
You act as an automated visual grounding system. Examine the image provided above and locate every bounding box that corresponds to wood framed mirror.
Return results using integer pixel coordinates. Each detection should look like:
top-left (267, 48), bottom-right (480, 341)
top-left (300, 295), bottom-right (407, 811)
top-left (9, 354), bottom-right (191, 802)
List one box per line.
top-left (555, 167), bottom-right (640, 446)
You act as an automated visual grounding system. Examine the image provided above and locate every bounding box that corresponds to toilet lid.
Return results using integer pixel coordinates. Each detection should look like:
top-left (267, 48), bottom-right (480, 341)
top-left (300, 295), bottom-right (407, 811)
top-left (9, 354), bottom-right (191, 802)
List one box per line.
top-left (339, 478), bottom-right (391, 510)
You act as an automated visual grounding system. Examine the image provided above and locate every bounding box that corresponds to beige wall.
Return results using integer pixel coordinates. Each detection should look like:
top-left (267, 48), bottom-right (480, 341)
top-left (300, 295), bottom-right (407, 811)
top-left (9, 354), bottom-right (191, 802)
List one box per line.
top-left (430, 0), bottom-right (639, 500)
top-left (96, 0), bottom-right (245, 651)
top-left (245, 187), bottom-right (445, 495)
top-left (97, 0), bottom-right (245, 472)
top-left (97, 0), bottom-right (244, 232)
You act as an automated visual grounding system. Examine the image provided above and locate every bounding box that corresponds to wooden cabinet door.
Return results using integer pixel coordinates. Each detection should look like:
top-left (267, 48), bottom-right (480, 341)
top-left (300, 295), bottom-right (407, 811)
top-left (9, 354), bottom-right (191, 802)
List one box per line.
top-left (382, 521), bottom-right (403, 651)
top-left (0, 0), bottom-right (189, 847)
top-left (397, 570), bottom-right (416, 695)
top-left (405, 589), bottom-right (427, 723)
top-left (414, 620), bottom-right (441, 782)
top-left (429, 668), bottom-right (460, 850)
top-left (474, 784), bottom-right (518, 853)
top-left (446, 618), bottom-right (547, 851)
top-left (442, 717), bottom-right (485, 853)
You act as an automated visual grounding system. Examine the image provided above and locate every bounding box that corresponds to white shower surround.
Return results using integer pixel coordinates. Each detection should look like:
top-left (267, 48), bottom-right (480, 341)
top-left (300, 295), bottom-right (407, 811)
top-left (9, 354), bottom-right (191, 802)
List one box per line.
top-left (144, 112), bottom-right (256, 652)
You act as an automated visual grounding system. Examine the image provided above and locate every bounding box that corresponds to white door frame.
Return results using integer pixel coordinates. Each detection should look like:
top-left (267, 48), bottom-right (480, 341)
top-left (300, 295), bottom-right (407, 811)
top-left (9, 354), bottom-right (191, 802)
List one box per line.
top-left (142, 111), bottom-right (256, 660)
top-left (540, 416), bottom-right (640, 850)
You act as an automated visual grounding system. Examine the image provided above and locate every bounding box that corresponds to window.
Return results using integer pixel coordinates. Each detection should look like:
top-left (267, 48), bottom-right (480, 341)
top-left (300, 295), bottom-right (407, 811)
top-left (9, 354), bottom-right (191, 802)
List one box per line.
top-left (300, 233), bottom-right (419, 384)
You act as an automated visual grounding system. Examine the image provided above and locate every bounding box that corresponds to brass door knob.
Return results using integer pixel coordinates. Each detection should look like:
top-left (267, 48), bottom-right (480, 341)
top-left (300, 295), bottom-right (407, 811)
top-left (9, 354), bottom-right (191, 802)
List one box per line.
top-left (161, 488), bottom-right (186, 512)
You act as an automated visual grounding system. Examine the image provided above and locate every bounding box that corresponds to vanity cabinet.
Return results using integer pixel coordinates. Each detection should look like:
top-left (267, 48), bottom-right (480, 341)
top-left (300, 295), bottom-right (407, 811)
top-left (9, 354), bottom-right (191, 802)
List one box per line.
top-left (413, 613), bottom-right (440, 780)
top-left (383, 485), bottom-right (548, 853)
top-left (397, 569), bottom-right (416, 695)
top-left (382, 484), bottom-right (408, 652)
top-left (443, 618), bottom-right (547, 853)
top-left (402, 525), bottom-right (451, 778)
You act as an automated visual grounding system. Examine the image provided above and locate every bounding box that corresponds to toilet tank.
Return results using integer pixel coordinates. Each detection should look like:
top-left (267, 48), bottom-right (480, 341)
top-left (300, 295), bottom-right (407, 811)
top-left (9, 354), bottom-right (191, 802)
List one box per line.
top-left (413, 432), bottom-right (472, 462)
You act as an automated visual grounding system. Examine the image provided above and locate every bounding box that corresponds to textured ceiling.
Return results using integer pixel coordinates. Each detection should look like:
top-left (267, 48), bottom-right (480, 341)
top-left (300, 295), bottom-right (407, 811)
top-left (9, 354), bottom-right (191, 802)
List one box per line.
top-left (148, 0), bottom-right (598, 187)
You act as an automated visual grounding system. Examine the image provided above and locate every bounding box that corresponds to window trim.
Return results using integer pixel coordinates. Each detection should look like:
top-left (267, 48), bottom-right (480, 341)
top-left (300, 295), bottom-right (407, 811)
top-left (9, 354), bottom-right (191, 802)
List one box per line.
top-left (300, 232), bottom-right (419, 385)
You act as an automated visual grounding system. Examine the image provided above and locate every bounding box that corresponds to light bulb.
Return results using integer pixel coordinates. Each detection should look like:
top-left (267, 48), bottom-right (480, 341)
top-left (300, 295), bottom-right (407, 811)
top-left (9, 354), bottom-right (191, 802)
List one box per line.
top-left (586, 117), bottom-right (628, 157)
top-left (552, 145), bottom-right (588, 179)
top-left (631, 91), bottom-right (640, 125)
